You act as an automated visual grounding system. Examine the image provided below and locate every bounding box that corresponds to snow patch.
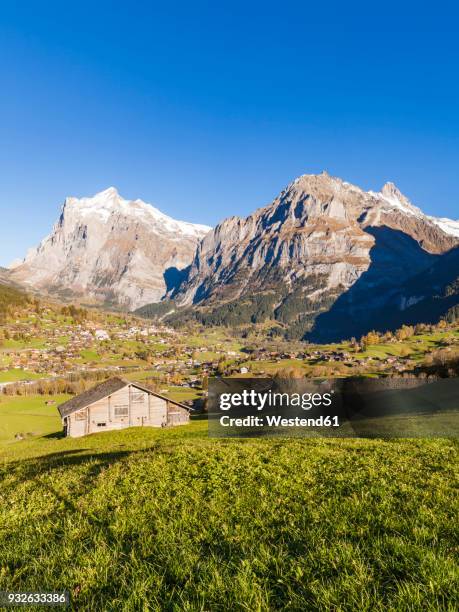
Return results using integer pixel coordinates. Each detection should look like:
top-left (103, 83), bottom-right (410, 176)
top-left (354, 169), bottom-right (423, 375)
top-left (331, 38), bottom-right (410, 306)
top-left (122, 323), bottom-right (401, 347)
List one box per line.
top-left (369, 183), bottom-right (459, 239)
top-left (64, 188), bottom-right (211, 238)
top-left (368, 189), bottom-right (424, 218)
top-left (429, 217), bottom-right (459, 238)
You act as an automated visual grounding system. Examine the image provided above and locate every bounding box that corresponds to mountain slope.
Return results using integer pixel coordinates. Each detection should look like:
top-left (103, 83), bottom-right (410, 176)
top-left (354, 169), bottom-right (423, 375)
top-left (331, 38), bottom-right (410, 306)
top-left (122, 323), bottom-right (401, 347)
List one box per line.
top-left (0, 272), bottom-right (30, 323)
top-left (9, 188), bottom-right (211, 310)
top-left (170, 173), bottom-right (458, 340)
top-left (307, 234), bottom-right (459, 342)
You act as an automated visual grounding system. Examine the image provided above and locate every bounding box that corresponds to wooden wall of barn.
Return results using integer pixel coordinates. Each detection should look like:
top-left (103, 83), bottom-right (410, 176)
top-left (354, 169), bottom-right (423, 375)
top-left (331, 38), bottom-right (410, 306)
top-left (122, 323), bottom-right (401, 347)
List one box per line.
top-left (166, 402), bottom-right (190, 426)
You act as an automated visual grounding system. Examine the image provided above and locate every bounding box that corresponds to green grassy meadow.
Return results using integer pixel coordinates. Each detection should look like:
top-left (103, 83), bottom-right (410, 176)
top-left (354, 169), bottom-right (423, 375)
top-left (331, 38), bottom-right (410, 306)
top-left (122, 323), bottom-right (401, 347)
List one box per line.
top-left (0, 398), bottom-right (457, 610)
top-left (0, 369), bottom-right (43, 383)
top-left (0, 394), bottom-right (70, 445)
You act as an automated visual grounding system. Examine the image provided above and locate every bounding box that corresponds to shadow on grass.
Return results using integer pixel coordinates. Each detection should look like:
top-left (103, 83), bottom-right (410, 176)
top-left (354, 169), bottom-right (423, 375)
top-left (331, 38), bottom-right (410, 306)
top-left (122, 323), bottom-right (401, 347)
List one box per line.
top-left (5, 446), bottom-right (154, 478)
top-left (1, 446), bottom-right (162, 526)
top-left (43, 430), bottom-right (66, 440)
top-left (191, 413), bottom-right (208, 421)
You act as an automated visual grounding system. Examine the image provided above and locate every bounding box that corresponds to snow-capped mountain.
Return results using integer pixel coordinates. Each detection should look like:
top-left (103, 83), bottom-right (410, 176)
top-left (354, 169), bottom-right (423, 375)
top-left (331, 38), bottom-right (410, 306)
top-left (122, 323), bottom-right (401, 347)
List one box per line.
top-left (429, 217), bottom-right (459, 238)
top-left (171, 172), bottom-right (459, 340)
top-left (372, 182), bottom-right (459, 238)
top-left (9, 187), bottom-right (211, 310)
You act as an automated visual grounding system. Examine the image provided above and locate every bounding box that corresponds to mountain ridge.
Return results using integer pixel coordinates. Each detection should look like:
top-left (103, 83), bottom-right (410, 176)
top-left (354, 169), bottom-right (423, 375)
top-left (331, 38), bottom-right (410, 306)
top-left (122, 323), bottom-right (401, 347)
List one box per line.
top-left (160, 172), bottom-right (459, 340)
top-left (175, 172), bottom-right (458, 304)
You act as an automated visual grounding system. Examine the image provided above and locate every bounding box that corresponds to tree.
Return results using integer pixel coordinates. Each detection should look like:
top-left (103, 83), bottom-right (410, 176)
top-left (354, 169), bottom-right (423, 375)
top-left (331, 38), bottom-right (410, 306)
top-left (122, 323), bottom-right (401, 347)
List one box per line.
top-left (360, 330), bottom-right (380, 348)
top-left (395, 325), bottom-right (414, 341)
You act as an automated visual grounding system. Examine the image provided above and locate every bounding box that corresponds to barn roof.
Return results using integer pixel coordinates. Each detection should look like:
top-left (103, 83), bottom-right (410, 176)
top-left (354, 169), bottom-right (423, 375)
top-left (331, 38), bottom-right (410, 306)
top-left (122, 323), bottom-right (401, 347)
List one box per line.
top-left (58, 377), bottom-right (191, 418)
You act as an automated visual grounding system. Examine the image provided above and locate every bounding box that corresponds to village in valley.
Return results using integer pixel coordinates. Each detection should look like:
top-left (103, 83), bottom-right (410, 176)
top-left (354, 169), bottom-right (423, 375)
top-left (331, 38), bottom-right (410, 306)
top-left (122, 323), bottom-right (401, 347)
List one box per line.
top-left (1, 289), bottom-right (458, 441)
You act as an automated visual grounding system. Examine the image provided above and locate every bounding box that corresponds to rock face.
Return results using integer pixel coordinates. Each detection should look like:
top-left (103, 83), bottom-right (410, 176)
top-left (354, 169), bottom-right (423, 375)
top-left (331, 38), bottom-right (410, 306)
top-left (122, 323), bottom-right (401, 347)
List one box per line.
top-left (9, 188), bottom-right (211, 310)
top-left (173, 172), bottom-right (459, 340)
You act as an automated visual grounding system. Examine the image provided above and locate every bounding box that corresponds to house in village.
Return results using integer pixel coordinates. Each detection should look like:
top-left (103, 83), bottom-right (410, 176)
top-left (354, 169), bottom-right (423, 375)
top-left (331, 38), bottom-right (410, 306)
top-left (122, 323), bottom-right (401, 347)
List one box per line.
top-left (58, 377), bottom-right (191, 438)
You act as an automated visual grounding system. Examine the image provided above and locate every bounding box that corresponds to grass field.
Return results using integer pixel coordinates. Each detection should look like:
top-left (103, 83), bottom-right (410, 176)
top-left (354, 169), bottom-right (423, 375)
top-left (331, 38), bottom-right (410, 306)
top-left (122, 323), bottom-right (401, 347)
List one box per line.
top-left (0, 369), bottom-right (43, 383)
top-left (2, 338), bottom-right (48, 350)
top-left (0, 395), bottom-right (70, 445)
top-left (0, 403), bottom-right (457, 610)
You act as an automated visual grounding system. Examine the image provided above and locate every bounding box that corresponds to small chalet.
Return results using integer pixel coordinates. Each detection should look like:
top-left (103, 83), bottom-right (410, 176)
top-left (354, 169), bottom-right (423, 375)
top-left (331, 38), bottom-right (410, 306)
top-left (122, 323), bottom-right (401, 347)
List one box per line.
top-left (58, 377), bottom-right (191, 438)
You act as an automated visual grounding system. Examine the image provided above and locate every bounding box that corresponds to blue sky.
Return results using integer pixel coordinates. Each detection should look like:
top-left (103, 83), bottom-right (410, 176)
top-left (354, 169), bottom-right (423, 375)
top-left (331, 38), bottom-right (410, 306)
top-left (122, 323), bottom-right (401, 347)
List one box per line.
top-left (0, 1), bottom-right (458, 265)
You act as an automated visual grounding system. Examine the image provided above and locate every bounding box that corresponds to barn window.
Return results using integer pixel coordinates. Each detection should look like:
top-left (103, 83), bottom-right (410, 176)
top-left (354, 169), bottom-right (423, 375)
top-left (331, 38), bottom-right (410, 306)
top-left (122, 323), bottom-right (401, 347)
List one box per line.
top-left (114, 405), bottom-right (129, 417)
top-left (131, 391), bottom-right (145, 403)
top-left (96, 422), bottom-right (107, 427)
top-left (75, 409), bottom-right (87, 421)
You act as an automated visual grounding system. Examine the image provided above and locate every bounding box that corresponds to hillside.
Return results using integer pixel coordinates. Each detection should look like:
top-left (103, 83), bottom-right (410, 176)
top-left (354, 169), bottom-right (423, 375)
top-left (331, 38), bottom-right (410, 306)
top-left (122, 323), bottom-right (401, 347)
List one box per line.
top-left (0, 278), bottom-right (30, 324)
top-left (306, 240), bottom-right (459, 343)
top-left (0, 424), bottom-right (457, 610)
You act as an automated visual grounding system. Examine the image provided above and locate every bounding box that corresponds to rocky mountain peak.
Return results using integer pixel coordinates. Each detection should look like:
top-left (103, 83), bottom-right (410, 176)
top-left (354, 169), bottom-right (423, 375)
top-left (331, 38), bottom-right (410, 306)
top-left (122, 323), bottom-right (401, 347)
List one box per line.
top-left (99, 186), bottom-right (119, 197)
top-left (381, 181), bottom-right (403, 200)
top-left (9, 189), bottom-right (211, 310)
top-left (89, 186), bottom-right (120, 199)
top-left (57, 188), bottom-right (211, 239)
top-left (64, 186), bottom-right (119, 207)
top-left (375, 181), bottom-right (422, 216)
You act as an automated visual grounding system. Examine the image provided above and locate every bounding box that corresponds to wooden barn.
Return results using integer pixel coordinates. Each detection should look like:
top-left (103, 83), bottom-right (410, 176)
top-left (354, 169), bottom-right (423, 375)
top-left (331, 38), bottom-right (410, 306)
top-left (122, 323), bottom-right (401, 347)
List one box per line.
top-left (58, 377), bottom-right (191, 438)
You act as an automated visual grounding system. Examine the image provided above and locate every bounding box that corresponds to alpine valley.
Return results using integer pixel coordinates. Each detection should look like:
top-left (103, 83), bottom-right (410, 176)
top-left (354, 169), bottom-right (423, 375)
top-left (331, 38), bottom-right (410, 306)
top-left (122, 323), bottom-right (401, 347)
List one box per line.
top-left (5, 173), bottom-right (459, 341)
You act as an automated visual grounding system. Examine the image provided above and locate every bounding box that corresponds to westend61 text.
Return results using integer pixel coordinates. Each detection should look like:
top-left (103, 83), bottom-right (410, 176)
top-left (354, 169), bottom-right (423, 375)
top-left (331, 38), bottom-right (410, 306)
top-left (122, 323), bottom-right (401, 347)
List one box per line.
top-left (220, 415), bottom-right (340, 427)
